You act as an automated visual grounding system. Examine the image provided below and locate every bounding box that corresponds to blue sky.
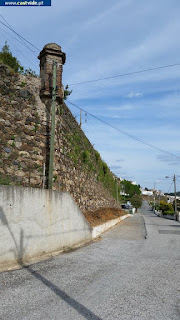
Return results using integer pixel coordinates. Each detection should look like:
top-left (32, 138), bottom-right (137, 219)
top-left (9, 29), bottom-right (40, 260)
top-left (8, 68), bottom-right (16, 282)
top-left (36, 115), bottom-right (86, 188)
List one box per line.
top-left (1, 0), bottom-right (180, 192)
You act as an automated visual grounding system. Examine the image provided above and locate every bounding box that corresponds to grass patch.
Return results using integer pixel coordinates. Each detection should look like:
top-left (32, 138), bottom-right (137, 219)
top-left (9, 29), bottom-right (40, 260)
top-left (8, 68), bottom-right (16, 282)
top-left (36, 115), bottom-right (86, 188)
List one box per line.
top-left (0, 174), bottom-right (11, 185)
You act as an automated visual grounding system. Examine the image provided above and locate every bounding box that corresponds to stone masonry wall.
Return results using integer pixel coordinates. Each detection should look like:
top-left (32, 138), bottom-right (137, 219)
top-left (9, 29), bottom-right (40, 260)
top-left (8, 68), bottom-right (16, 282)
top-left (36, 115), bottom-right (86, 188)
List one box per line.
top-left (0, 65), bottom-right (120, 212)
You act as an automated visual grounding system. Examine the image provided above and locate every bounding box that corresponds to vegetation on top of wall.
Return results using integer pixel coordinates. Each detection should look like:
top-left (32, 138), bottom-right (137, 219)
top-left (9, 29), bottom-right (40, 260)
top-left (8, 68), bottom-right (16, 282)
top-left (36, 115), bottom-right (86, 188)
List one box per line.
top-left (0, 42), bottom-right (21, 73)
top-left (0, 42), bottom-right (37, 76)
top-left (62, 102), bottom-right (120, 201)
top-left (97, 164), bottom-right (119, 201)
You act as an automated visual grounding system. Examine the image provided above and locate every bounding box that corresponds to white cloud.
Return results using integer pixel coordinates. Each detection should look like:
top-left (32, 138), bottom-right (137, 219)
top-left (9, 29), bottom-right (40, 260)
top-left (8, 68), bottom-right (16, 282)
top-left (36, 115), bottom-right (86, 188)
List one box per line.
top-left (157, 155), bottom-right (180, 166)
top-left (127, 91), bottom-right (143, 98)
top-left (107, 104), bottom-right (133, 111)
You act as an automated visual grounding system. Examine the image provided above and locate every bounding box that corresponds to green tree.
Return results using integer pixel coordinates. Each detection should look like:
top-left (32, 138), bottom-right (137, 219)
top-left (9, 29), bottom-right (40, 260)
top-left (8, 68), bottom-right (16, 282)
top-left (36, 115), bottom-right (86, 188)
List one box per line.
top-left (131, 195), bottom-right (142, 211)
top-left (2, 42), bottom-right (9, 53)
top-left (0, 41), bottom-right (23, 72)
top-left (64, 85), bottom-right (72, 100)
top-left (120, 180), bottom-right (141, 198)
top-left (0, 42), bottom-right (37, 76)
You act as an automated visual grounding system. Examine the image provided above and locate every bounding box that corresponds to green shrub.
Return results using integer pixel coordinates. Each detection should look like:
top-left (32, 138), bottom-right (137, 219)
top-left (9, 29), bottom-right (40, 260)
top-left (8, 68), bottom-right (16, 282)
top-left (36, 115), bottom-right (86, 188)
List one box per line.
top-left (75, 145), bottom-right (79, 154)
top-left (19, 81), bottom-right (26, 88)
top-left (23, 68), bottom-right (38, 77)
top-left (81, 150), bottom-right (90, 164)
top-left (0, 174), bottom-right (11, 185)
top-left (0, 42), bottom-right (22, 72)
top-left (95, 150), bottom-right (100, 162)
top-left (53, 175), bottom-right (57, 182)
top-left (73, 133), bottom-right (80, 144)
top-left (70, 152), bottom-right (78, 167)
top-left (0, 42), bottom-right (37, 76)
top-left (87, 162), bottom-right (96, 172)
top-left (160, 200), bottom-right (174, 213)
top-left (102, 162), bottom-right (108, 175)
top-left (163, 211), bottom-right (175, 216)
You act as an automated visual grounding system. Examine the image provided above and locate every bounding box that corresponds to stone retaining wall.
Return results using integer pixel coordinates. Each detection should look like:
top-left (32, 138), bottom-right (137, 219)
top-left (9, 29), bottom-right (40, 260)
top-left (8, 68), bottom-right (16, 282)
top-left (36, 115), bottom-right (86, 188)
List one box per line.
top-left (0, 65), bottom-right (120, 212)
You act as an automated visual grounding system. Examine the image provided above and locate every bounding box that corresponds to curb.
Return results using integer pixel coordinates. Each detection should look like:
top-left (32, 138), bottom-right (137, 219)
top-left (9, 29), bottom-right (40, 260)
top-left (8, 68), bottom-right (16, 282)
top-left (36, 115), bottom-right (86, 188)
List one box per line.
top-left (92, 214), bottom-right (131, 239)
top-left (153, 209), bottom-right (180, 222)
top-left (0, 215), bottom-right (131, 273)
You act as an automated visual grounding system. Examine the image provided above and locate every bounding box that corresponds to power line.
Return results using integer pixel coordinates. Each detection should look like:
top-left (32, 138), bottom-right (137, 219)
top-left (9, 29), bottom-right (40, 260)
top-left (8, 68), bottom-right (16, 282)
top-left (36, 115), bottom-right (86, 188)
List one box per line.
top-left (81, 117), bottom-right (105, 154)
top-left (0, 15), bottom-right (40, 51)
top-left (66, 99), bottom-right (180, 161)
top-left (0, 26), bottom-right (33, 50)
top-left (0, 28), bottom-right (38, 69)
top-left (69, 63), bottom-right (180, 86)
top-left (2, 15), bottom-right (180, 91)
top-left (167, 180), bottom-right (173, 194)
top-left (0, 14), bottom-right (26, 48)
top-left (84, 115), bottom-right (112, 154)
top-left (0, 18), bottom-right (40, 57)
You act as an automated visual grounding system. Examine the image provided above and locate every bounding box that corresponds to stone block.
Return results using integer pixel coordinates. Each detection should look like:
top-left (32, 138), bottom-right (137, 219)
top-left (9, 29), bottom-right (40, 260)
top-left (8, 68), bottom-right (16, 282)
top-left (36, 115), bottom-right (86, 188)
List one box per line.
top-left (12, 160), bottom-right (19, 166)
top-left (4, 147), bottom-right (12, 153)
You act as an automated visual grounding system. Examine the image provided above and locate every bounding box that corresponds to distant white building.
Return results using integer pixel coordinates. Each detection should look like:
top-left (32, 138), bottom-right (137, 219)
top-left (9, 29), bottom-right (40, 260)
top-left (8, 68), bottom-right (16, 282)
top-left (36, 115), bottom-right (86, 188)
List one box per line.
top-left (156, 190), bottom-right (165, 196)
top-left (141, 190), bottom-right (153, 196)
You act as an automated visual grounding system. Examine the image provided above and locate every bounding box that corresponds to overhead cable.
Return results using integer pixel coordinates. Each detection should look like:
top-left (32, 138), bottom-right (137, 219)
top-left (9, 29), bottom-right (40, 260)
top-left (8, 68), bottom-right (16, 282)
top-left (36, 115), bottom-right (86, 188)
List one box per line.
top-left (1, 15), bottom-right (180, 88)
top-left (0, 28), bottom-right (38, 68)
top-left (67, 100), bottom-right (180, 161)
top-left (0, 25), bottom-right (33, 49)
top-left (0, 19), bottom-right (40, 56)
top-left (167, 180), bottom-right (173, 194)
top-left (69, 63), bottom-right (180, 86)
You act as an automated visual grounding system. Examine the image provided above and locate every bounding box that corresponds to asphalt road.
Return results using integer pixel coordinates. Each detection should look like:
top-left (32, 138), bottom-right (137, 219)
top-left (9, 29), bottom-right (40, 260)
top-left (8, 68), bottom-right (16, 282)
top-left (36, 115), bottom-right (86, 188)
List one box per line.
top-left (1, 201), bottom-right (180, 320)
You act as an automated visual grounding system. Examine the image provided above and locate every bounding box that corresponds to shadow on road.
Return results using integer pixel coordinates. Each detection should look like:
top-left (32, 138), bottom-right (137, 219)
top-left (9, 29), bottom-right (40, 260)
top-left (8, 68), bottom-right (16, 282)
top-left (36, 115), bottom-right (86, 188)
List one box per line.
top-left (145, 223), bottom-right (180, 227)
top-left (0, 206), bottom-right (102, 320)
top-left (24, 266), bottom-right (103, 320)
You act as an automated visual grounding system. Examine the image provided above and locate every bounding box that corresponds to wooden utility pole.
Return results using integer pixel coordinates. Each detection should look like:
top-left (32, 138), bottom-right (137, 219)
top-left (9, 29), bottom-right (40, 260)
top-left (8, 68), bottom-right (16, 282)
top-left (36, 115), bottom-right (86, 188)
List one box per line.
top-left (48, 61), bottom-right (57, 189)
top-left (159, 190), bottom-right (161, 204)
top-left (173, 174), bottom-right (177, 220)
top-left (116, 179), bottom-right (119, 204)
top-left (153, 182), bottom-right (156, 207)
